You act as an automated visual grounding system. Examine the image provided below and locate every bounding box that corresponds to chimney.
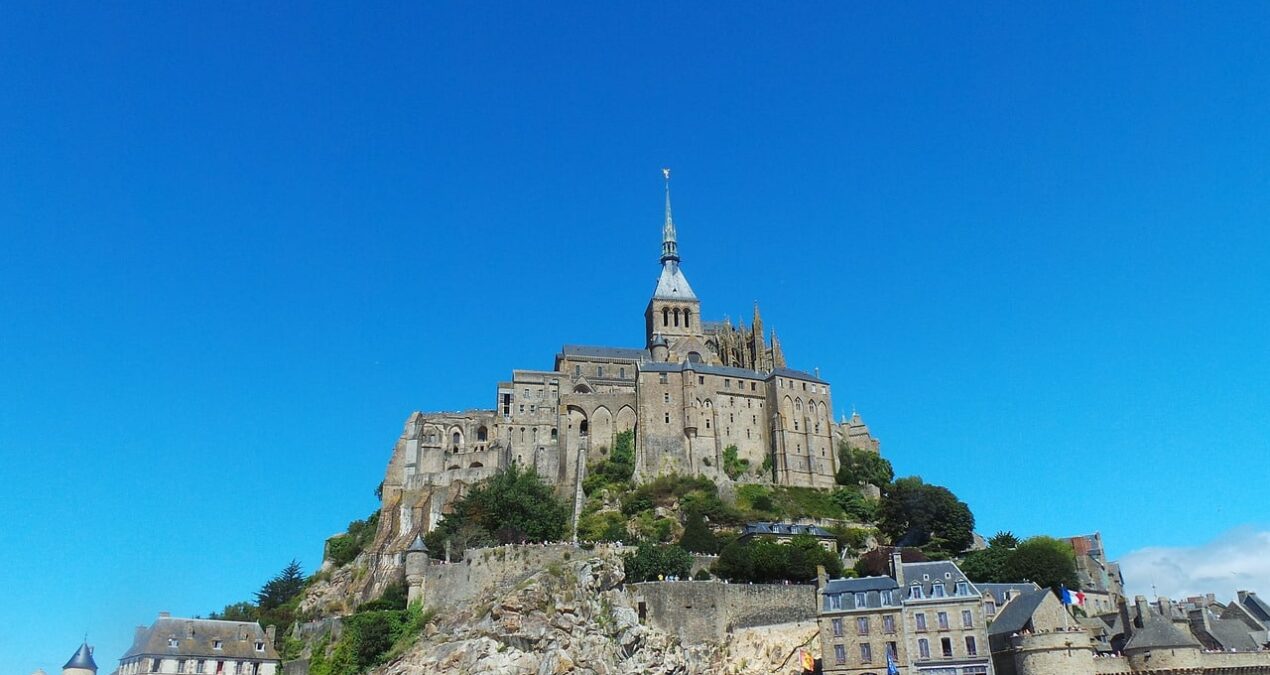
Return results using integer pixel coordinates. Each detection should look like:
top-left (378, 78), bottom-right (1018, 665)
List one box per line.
top-left (891, 549), bottom-right (905, 586)
top-left (266, 625), bottom-right (277, 645)
top-left (1135, 595), bottom-right (1151, 628)
top-left (816, 564), bottom-right (828, 589)
top-left (185, 622), bottom-right (195, 638)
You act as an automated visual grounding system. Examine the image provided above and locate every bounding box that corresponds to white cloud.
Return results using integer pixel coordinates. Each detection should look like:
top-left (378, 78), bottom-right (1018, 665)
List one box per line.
top-left (1120, 526), bottom-right (1270, 601)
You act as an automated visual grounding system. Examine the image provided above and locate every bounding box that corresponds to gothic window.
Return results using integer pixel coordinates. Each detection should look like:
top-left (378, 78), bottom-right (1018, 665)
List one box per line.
top-left (551, 428), bottom-right (558, 440)
top-left (452, 431), bottom-right (462, 446)
top-left (579, 420), bottom-right (589, 436)
top-left (795, 399), bottom-right (802, 413)
top-left (533, 427), bottom-right (538, 442)
top-left (687, 351), bottom-right (701, 362)
top-left (477, 426), bottom-right (488, 441)
top-left (520, 427), bottom-right (526, 442)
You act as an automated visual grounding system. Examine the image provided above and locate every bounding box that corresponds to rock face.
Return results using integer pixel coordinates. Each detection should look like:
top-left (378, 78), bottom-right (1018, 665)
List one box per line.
top-left (371, 549), bottom-right (811, 675)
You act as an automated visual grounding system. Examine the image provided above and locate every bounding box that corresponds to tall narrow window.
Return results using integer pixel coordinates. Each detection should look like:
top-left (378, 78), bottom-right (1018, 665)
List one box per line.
top-left (860, 643), bottom-right (872, 663)
top-left (918, 639), bottom-right (930, 659)
top-left (965, 636), bottom-right (977, 656)
top-left (684, 309), bottom-right (691, 328)
top-left (941, 637), bottom-right (953, 657)
top-left (663, 307), bottom-right (669, 326)
top-left (673, 307), bottom-right (680, 326)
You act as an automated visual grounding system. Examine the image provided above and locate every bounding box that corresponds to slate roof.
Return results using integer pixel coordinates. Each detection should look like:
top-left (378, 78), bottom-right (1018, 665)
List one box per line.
top-left (121, 617), bottom-right (281, 661)
top-left (769, 367), bottom-right (827, 384)
top-left (1203, 614), bottom-right (1264, 651)
top-left (560, 345), bottom-right (649, 361)
top-left (653, 261), bottom-right (697, 300)
top-left (822, 576), bottom-right (903, 610)
top-left (1242, 592), bottom-right (1270, 623)
top-left (977, 582), bottom-right (1041, 605)
top-left (64, 642), bottom-right (97, 671)
top-left (1124, 616), bottom-right (1202, 651)
top-left (901, 560), bottom-right (980, 600)
top-left (691, 363), bottom-right (764, 380)
top-left (986, 589), bottom-right (1052, 637)
top-left (742, 522), bottom-right (833, 538)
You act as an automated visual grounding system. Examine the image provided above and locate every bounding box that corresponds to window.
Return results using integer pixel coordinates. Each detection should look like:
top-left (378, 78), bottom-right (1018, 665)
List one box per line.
top-left (965, 635), bottom-right (978, 656)
top-left (673, 307), bottom-right (680, 326)
top-left (197, 661), bottom-right (206, 674)
top-left (941, 637), bottom-right (953, 657)
top-left (956, 581), bottom-right (970, 595)
top-left (177, 661), bottom-right (186, 674)
top-left (213, 640), bottom-right (223, 650)
top-left (664, 392), bottom-right (670, 403)
top-left (659, 373), bottom-right (668, 384)
top-left (937, 611), bottom-right (949, 629)
top-left (854, 592), bottom-right (868, 607)
top-left (597, 366), bottom-right (604, 377)
top-left (915, 613), bottom-right (927, 631)
top-left (684, 309), bottom-right (691, 327)
top-left (551, 428), bottom-right (558, 440)
top-left (831, 618), bottom-right (843, 637)
top-left (854, 616), bottom-right (870, 636)
top-left (168, 638), bottom-right (179, 647)
top-left (918, 639), bottom-right (930, 659)
top-left (860, 643), bottom-right (873, 663)
top-left (751, 382), bottom-right (757, 391)
top-left (477, 426), bottom-right (488, 441)
top-left (663, 307), bottom-right (669, 326)
top-left (620, 367), bottom-right (626, 379)
top-left (834, 644), bottom-right (846, 665)
top-left (579, 420), bottom-right (588, 436)
top-left (911, 584), bottom-right (925, 599)
top-left (881, 590), bottom-right (894, 605)
top-left (962, 609), bottom-right (973, 628)
top-left (574, 365), bottom-right (581, 376)
top-left (698, 376), bottom-right (705, 384)
top-left (233, 663), bottom-right (241, 675)
top-left (887, 641), bottom-right (898, 660)
top-left (932, 583), bottom-right (946, 598)
top-left (883, 615), bottom-right (896, 634)
top-left (664, 413), bottom-right (670, 423)
top-left (724, 379), bottom-right (731, 389)
top-left (255, 641), bottom-right (265, 652)
top-left (985, 601), bottom-right (997, 617)
top-left (824, 593), bottom-right (844, 610)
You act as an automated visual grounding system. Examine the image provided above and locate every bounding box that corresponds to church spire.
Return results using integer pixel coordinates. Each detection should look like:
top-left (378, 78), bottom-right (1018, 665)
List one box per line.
top-left (661, 168), bottom-right (679, 263)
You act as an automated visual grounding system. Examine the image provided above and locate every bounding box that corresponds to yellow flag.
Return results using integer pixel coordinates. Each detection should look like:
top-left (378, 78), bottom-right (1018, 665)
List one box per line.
top-left (801, 648), bottom-right (815, 671)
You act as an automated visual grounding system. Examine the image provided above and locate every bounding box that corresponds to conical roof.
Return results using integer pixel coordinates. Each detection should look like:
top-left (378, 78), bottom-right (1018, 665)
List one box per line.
top-left (63, 643), bottom-right (97, 672)
top-left (408, 534), bottom-right (428, 552)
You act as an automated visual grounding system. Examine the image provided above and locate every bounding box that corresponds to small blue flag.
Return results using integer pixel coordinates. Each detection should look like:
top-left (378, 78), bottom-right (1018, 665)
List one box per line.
top-left (887, 651), bottom-right (899, 675)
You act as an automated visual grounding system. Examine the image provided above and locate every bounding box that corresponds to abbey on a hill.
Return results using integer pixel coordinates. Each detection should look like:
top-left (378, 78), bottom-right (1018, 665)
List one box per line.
top-left (380, 175), bottom-right (879, 532)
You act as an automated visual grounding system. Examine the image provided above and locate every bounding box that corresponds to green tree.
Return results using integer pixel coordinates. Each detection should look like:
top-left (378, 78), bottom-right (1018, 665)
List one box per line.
top-left (878, 476), bottom-right (975, 556)
top-left (209, 601), bottom-right (257, 622)
top-left (831, 488), bottom-right (880, 522)
top-left (853, 546), bottom-right (929, 578)
top-left (582, 430), bottom-right (636, 495)
top-left (989, 531), bottom-right (1020, 548)
top-left (435, 464), bottom-right (569, 546)
top-left (712, 537), bottom-right (842, 583)
top-left (1002, 536), bottom-right (1079, 592)
top-left (835, 441), bottom-right (894, 488)
top-left (678, 512), bottom-right (719, 554)
top-left (722, 444), bottom-right (749, 479)
top-left (959, 545), bottom-right (1013, 583)
top-left (255, 560), bottom-right (306, 611)
top-left (624, 543), bottom-right (693, 582)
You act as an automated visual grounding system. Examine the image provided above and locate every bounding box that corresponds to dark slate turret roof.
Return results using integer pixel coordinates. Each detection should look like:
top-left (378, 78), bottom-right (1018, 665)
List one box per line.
top-left (64, 642), bottom-right (97, 671)
top-left (408, 535), bottom-right (428, 552)
top-left (1124, 616), bottom-right (1202, 651)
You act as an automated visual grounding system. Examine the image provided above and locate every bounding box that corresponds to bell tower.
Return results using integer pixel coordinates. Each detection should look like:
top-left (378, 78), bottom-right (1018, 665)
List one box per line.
top-left (645, 169), bottom-right (707, 359)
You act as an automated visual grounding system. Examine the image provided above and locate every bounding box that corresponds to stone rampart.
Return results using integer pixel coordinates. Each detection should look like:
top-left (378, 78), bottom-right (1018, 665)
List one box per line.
top-left (422, 543), bottom-right (597, 611)
top-left (628, 581), bottom-right (816, 644)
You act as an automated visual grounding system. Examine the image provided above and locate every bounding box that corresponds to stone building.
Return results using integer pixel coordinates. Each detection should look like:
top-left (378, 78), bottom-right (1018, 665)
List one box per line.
top-left (990, 591), bottom-right (1270, 675)
top-left (1062, 532), bottom-right (1124, 613)
top-left (378, 175), bottom-right (882, 539)
top-left (117, 614), bottom-right (280, 675)
top-left (818, 552), bottom-right (996, 674)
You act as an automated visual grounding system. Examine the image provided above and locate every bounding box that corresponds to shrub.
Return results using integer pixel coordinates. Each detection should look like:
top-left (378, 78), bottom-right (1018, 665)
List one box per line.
top-left (624, 543), bottom-right (693, 582)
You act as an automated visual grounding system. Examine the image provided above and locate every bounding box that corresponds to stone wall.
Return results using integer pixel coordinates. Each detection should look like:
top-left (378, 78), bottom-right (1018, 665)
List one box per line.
top-left (422, 543), bottom-right (604, 612)
top-left (628, 581), bottom-right (817, 644)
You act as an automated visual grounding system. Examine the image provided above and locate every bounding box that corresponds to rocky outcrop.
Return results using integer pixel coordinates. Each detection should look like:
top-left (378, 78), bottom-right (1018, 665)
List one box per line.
top-left (372, 549), bottom-right (811, 675)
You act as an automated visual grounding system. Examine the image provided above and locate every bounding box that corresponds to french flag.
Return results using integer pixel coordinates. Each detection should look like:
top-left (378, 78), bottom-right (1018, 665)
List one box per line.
top-left (1061, 585), bottom-right (1086, 607)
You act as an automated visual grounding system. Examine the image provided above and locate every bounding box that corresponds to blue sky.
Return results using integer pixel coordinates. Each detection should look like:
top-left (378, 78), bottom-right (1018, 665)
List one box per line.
top-left (3, 2), bottom-right (1269, 671)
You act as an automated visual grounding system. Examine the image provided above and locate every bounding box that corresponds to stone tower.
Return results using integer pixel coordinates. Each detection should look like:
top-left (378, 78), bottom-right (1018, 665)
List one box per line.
top-left (404, 534), bottom-right (429, 605)
top-left (644, 170), bottom-right (709, 361)
top-left (62, 642), bottom-right (96, 675)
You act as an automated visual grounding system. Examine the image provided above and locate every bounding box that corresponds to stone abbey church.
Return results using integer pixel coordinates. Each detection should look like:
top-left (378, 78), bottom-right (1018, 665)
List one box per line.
top-left (380, 178), bottom-right (881, 533)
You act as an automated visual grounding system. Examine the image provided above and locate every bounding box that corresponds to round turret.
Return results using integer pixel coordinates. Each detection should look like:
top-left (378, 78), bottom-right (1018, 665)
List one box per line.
top-left (404, 534), bottom-right (430, 605)
top-left (1011, 629), bottom-right (1095, 675)
top-left (62, 642), bottom-right (97, 675)
top-left (1123, 617), bottom-right (1202, 671)
top-left (650, 334), bottom-right (669, 362)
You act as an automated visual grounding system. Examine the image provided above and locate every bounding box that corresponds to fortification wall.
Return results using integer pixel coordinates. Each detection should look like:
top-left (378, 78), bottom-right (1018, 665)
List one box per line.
top-left (422, 543), bottom-right (592, 611)
top-left (628, 581), bottom-right (816, 644)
